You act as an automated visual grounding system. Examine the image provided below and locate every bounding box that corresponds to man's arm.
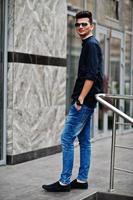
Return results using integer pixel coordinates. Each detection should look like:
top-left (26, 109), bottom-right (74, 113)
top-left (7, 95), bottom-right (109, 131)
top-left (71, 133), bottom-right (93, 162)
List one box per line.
top-left (75, 80), bottom-right (94, 110)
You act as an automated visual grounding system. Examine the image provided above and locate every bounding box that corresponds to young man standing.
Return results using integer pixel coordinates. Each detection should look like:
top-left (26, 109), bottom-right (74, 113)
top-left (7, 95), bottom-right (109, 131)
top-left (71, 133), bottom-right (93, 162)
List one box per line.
top-left (42, 11), bottom-right (103, 192)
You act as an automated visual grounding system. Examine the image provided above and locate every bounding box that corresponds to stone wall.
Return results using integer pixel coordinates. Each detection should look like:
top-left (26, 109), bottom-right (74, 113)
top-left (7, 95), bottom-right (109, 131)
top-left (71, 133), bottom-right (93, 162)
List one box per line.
top-left (7, 0), bottom-right (67, 162)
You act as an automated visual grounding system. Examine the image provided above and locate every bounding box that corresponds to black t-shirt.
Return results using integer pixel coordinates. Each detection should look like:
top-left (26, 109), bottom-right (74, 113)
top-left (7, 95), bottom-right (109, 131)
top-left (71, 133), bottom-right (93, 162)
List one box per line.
top-left (71, 36), bottom-right (103, 108)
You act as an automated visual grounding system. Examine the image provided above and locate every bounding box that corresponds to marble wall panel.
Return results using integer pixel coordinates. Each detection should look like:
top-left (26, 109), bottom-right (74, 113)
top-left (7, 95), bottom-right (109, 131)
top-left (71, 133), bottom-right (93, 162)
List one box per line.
top-left (13, 105), bottom-right (65, 154)
top-left (7, 63), bottom-right (66, 155)
top-left (7, 0), bottom-right (67, 157)
top-left (13, 64), bottom-right (66, 108)
top-left (7, 63), bottom-right (14, 155)
top-left (8, 0), bottom-right (15, 52)
top-left (8, 0), bottom-right (67, 58)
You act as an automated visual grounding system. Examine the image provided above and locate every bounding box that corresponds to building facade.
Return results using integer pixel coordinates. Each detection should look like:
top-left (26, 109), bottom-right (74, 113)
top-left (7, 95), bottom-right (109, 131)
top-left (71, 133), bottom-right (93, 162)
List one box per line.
top-left (0, 0), bottom-right (133, 165)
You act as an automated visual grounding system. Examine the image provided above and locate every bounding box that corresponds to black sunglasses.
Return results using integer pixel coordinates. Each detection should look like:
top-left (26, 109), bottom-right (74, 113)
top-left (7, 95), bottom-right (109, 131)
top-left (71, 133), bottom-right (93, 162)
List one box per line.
top-left (75, 22), bottom-right (89, 27)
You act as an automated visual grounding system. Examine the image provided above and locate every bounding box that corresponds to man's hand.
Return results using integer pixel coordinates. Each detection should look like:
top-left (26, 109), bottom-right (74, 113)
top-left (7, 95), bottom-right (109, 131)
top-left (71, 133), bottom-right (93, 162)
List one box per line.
top-left (75, 97), bottom-right (84, 111)
top-left (75, 102), bottom-right (82, 111)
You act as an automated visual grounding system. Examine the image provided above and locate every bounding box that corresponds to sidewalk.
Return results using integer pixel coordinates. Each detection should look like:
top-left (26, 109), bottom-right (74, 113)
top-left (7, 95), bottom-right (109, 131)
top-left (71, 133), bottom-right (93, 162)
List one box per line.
top-left (0, 133), bottom-right (133, 200)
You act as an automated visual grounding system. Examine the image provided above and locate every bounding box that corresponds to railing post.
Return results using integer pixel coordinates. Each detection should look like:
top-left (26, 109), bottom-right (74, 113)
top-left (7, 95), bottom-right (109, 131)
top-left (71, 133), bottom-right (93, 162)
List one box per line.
top-left (109, 100), bottom-right (117, 192)
top-left (96, 94), bottom-right (133, 192)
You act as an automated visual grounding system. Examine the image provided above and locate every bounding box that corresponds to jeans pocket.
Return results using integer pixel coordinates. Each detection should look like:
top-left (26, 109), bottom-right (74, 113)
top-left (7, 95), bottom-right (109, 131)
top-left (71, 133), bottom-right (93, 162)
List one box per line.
top-left (73, 103), bottom-right (83, 112)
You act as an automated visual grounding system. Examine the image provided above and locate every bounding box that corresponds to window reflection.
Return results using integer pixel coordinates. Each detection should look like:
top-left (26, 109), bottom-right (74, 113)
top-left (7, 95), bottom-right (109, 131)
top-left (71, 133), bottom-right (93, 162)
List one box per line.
top-left (124, 33), bottom-right (132, 129)
top-left (98, 33), bottom-right (106, 131)
top-left (97, 0), bottom-right (120, 22)
top-left (109, 37), bottom-right (120, 94)
top-left (67, 0), bottom-right (95, 13)
top-left (86, 0), bottom-right (95, 13)
top-left (108, 37), bottom-right (121, 129)
top-left (97, 0), bottom-right (132, 31)
top-left (66, 15), bottom-right (81, 113)
top-left (67, 0), bottom-right (82, 8)
top-left (125, 34), bottom-right (131, 96)
top-left (123, 0), bottom-right (132, 31)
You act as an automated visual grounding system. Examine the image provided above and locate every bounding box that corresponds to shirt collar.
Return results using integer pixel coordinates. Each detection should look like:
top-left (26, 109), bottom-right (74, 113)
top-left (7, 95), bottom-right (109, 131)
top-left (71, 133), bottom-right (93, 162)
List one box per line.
top-left (82, 35), bottom-right (93, 46)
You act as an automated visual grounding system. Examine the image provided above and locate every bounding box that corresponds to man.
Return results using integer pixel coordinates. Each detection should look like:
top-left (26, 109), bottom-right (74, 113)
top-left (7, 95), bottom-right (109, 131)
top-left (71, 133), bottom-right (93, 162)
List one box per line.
top-left (42, 10), bottom-right (103, 192)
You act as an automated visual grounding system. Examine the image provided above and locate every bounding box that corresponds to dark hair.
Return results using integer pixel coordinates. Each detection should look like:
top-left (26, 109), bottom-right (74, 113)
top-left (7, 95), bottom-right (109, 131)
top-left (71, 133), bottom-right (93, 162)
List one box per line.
top-left (75, 11), bottom-right (93, 24)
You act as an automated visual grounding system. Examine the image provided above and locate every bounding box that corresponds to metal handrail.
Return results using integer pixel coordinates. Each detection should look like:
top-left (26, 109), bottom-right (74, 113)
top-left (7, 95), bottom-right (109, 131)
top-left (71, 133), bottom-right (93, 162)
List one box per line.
top-left (95, 93), bottom-right (133, 192)
top-left (96, 94), bottom-right (133, 124)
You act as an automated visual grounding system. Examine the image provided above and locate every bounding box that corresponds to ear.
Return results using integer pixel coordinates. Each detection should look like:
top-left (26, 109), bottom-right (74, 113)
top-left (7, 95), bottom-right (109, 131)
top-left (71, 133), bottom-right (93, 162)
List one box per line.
top-left (90, 24), bottom-right (94, 31)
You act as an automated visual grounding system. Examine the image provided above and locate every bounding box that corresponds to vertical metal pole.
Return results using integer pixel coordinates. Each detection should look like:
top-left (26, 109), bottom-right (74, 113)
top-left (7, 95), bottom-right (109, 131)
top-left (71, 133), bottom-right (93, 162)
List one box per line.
top-left (130, 1), bottom-right (133, 117)
top-left (3, 0), bottom-right (8, 165)
top-left (82, 0), bottom-right (87, 10)
top-left (109, 100), bottom-right (117, 192)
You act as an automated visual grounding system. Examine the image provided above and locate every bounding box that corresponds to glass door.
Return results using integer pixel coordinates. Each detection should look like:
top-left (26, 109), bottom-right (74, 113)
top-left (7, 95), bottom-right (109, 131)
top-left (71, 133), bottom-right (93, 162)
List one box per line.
top-left (108, 30), bottom-right (124, 131)
top-left (96, 25), bottom-right (124, 135)
top-left (124, 31), bottom-right (133, 129)
top-left (108, 36), bottom-right (120, 129)
top-left (95, 26), bottom-right (109, 135)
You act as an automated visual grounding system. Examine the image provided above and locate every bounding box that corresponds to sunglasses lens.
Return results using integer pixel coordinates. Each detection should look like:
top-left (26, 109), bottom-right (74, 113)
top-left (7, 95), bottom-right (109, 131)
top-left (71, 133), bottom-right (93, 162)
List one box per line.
top-left (82, 23), bottom-right (88, 27)
top-left (75, 22), bottom-right (88, 27)
top-left (75, 23), bottom-right (80, 27)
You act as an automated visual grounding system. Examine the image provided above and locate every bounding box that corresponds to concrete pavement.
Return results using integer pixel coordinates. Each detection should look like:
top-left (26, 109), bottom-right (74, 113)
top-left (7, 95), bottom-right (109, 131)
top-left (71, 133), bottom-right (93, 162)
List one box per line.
top-left (0, 132), bottom-right (133, 200)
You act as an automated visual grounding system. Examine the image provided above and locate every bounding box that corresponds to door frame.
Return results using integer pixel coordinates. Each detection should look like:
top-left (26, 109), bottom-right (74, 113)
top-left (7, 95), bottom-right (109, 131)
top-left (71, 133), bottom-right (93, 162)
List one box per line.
top-left (0, 0), bottom-right (8, 165)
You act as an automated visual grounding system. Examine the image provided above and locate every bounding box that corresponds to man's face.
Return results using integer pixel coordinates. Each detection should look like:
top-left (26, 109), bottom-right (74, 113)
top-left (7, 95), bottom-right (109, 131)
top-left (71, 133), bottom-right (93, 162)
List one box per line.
top-left (75, 17), bottom-right (94, 38)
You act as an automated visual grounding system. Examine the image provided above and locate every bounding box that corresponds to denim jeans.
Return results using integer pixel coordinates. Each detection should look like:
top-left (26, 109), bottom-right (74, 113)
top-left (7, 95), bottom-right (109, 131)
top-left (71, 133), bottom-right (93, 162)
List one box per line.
top-left (59, 104), bottom-right (94, 185)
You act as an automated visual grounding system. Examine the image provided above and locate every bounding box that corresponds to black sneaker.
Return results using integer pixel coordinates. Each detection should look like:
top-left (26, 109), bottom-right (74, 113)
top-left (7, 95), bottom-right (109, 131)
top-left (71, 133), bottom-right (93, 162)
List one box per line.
top-left (70, 179), bottom-right (88, 189)
top-left (42, 181), bottom-right (71, 192)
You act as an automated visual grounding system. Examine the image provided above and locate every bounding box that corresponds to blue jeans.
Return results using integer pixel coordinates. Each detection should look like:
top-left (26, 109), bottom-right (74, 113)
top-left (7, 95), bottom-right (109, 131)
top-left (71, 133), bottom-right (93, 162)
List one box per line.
top-left (59, 104), bottom-right (94, 185)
